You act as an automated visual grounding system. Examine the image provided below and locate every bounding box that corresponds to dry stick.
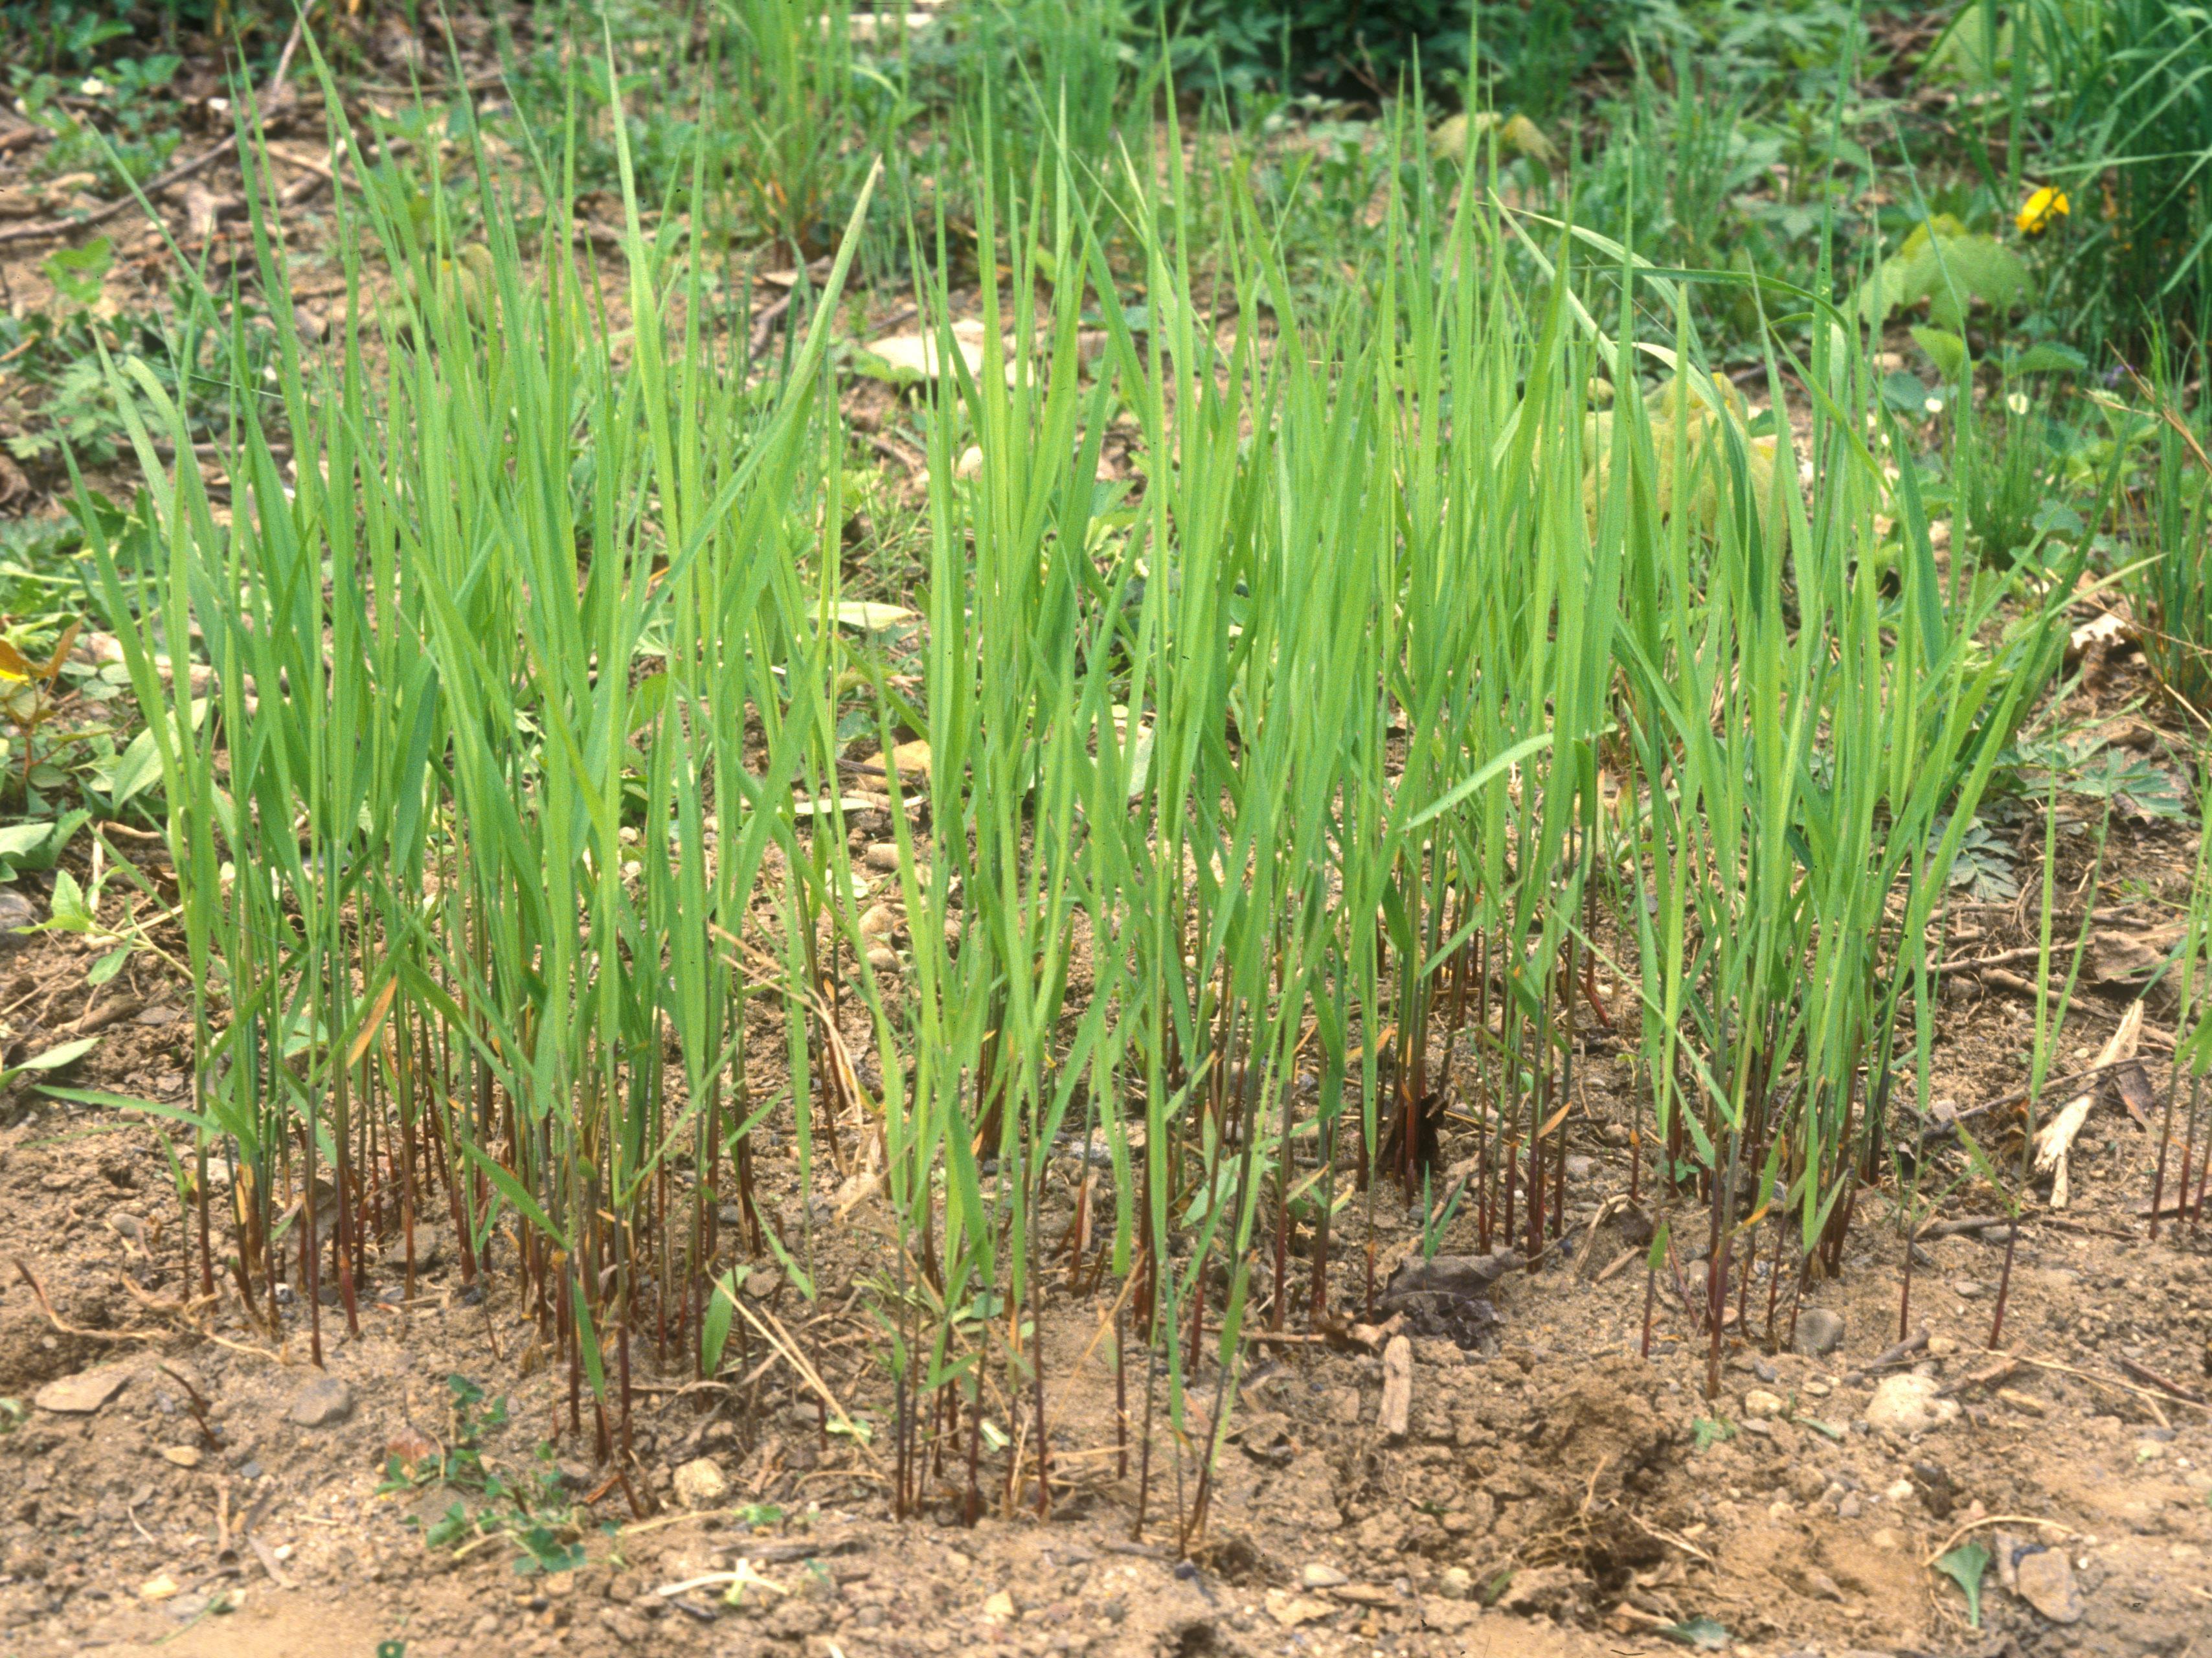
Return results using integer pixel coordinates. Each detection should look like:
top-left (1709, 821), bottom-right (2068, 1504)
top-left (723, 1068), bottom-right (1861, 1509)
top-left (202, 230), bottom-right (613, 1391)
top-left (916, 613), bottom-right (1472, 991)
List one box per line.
top-left (1845, 1328), bottom-right (1928, 1384)
top-left (1922, 1514), bottom-right (2077, 1566)
top-left (2117, 1355), bottom-right (2210, 1407)
top-left (0, 137), bottom-right (241, 249)
top-left (1996, 1350), bottom-right (2181, 1427)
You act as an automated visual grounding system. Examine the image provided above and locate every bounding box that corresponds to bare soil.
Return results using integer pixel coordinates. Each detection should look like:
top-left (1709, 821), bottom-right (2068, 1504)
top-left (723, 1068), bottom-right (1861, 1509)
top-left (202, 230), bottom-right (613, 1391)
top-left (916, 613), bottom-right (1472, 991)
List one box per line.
top-left (3, 740), bottom-right (2209, 1658)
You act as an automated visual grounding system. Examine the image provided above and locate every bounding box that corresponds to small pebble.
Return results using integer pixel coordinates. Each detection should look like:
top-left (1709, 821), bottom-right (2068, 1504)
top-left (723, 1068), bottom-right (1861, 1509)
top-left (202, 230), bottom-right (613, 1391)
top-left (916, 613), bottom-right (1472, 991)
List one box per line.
top-left (672, 1458), bottom-right (727, 1508)
top-left (0, 891), bottom-right (40, 937)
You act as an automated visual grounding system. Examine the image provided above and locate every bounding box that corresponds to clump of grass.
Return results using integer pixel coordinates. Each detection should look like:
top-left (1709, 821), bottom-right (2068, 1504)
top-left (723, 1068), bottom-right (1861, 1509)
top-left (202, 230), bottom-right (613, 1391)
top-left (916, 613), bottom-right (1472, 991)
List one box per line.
top-left (73, 35), bottom-right (2081, 1548)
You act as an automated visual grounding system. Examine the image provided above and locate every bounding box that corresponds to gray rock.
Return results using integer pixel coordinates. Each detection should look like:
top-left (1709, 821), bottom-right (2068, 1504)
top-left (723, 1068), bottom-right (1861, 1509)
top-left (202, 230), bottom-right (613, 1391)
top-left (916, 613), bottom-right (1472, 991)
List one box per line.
top-left (0, 890), bottom-right (39, 939)
top-left (289, 1374), bottom-right (355, 1427)
top-left (34, 1365), bottom-right (133, 1414)
top-left (2013, 1547), bottom-right (2082, 1624)
top-left (1794, 1308), bottom-right (1846, 1356)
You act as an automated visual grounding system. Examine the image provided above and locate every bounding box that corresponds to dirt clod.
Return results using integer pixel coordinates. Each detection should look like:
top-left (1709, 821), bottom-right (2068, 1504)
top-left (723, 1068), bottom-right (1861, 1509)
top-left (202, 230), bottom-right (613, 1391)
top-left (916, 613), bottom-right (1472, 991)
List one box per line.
top-left (2014, 1547), bottom-right (2084, 1624)
top-left (287, 1374), bottom-right (354, 1427)
top-left (1865, 1372), bottom-right (1958, 1433)
top-left (671, 1457), bottom-right (727, 1508)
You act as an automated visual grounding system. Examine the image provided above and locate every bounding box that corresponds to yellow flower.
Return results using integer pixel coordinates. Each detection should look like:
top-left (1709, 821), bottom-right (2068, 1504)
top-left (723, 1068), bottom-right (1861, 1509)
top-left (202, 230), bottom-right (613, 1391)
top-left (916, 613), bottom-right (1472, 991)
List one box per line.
top-left (2017, 185), bottom-right (2070, 236)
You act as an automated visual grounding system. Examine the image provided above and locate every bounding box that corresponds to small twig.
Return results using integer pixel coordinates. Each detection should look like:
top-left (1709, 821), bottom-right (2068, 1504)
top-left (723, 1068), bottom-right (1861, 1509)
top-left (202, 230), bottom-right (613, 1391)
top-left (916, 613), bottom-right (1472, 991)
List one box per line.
top-left (653, 1565), bottom-right (789, 1599)
top-left (1594, 1246), bottom-right (1640, 1284)
top-left (1844, 1327), bottom-right (1927, 1383)
top-left (12, 1259), bottom-right (174, 1342)
top-left (0, 138), bottom-right (241, 248)
top-left (2000, 1350), bottom-right (2184, 1426)
top-left (1923, 1513), bottom-right (2075, 1567)
top-left (0, 10), bottom-right (305, 250)
top-left (747, 293), bottom-right (796, 362)
top-left (1915, 1213), bottom-right (2009, 1240)
top-left (1621, 1507), bottom-right (1714, 1565)
top-left (247, 1534), bottom-right (293, 1589)
top-left (70, 994), bottom-right (146, 1036)
top-left (1936, 943), bottom-right (2054, 977)
top-left (728, 1297), bottom-right (883, 1467)
top-left (260, 143), bottom-right (335, 183)
top-left (2115, 1355), bottom-right (2209, 1407)
top-left (1979, 966), bottom-right (2073, 1002)
top-left (864, 433), bottom-right (924, 473)
top-left (1913, 1058), bottom-right (2152, 1145)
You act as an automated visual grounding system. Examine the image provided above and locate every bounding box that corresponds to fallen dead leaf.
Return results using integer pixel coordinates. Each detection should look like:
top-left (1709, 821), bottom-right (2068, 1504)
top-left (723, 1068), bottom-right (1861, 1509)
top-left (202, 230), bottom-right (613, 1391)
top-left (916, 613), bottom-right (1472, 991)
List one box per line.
top-left (865, 740), bottom-right (931, 780)
top-left (2069, 608), bottom-right (2131, 656)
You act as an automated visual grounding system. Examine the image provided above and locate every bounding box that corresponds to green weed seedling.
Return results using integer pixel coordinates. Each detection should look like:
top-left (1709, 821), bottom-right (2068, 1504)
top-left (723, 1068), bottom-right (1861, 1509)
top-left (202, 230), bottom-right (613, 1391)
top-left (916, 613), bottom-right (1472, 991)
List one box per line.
top-left (379, 1376), bottom-right (583, 1576)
